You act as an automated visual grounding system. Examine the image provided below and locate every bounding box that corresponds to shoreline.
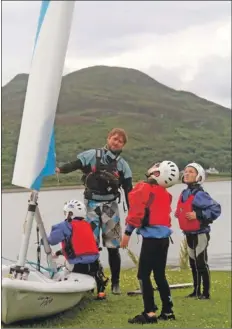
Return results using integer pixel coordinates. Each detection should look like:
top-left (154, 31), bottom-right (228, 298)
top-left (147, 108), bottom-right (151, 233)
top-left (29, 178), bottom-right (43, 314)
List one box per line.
top-left (2, 176), bottom-right (231, 193)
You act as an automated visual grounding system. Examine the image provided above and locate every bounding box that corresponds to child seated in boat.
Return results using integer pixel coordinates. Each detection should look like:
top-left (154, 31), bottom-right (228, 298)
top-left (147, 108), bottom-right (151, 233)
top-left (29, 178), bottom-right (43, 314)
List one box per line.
top-left (45, 199), bottom-right (108, 300)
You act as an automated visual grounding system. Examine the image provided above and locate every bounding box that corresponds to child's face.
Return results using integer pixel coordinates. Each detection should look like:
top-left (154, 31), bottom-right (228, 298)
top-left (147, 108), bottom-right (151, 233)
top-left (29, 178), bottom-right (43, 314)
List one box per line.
top-left (183, 166), bottom-right (198, 184)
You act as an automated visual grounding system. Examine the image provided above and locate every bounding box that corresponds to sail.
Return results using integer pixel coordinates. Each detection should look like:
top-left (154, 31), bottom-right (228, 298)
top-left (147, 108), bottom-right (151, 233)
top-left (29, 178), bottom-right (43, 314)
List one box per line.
top-left (12, 1), bottom-right (75, 190)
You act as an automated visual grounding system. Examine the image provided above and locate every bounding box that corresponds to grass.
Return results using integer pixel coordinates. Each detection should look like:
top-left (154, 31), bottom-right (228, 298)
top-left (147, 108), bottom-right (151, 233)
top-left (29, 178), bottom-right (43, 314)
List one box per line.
top-left (3, 268), bottom-right (231, 328)
top-left (179, 237), bottom-right (189, 270)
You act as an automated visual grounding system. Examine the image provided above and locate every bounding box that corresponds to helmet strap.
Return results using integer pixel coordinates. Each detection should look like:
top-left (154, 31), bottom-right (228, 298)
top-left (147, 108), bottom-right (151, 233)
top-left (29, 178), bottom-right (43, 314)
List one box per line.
top-left (146, 176), bottom-right (158, 185)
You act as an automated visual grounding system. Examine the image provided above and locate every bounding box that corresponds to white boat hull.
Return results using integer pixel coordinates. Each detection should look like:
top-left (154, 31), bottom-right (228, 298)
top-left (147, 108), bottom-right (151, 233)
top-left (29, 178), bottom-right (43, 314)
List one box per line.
top-left (2, 264), bottom-right (96, 324)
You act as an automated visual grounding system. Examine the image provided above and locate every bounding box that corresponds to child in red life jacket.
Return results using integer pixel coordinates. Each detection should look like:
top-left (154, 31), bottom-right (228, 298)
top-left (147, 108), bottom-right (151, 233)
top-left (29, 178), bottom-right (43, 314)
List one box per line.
top-left (47, 199), bottom-right (108, 300)
top-left (121, 161), bottom-right (180, 324)
top-left (51, 201), bottom-right (81, 257)
top-left (175, 163), bottom-right (221, 300)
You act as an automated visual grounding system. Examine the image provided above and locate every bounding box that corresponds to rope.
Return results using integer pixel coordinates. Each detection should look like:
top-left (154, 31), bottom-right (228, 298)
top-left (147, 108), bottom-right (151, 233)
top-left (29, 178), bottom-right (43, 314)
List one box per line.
top-left (2, 256), bottom-right (56, 276)
top-left (2, 256), bottom-right (15, 263)
top-left (126, 247), bottom-right (139, 266)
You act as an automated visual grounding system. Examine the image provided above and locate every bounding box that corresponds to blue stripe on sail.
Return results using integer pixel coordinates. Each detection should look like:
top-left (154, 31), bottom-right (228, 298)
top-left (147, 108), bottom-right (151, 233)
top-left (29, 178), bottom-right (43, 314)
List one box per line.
top-left (34, 0), bottom-right (50, 46)
top-left (31, 132), bottom-right (56, 190)
top-left (31, 0), bottom-right (56, 191)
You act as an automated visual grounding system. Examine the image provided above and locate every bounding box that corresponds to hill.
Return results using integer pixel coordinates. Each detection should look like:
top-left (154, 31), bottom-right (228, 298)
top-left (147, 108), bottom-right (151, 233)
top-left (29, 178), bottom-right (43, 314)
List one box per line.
top-left (2, 65), bottom-right (231, 187)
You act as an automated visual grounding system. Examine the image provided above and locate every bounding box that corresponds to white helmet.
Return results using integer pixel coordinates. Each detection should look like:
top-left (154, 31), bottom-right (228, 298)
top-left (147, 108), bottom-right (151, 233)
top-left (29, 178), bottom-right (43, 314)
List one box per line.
top-left (146, 161), bottom-right (180, 188)
top-left (64, 200), bottom-right (86, 219)
top-left (184, 162), bottom-right (205, 184)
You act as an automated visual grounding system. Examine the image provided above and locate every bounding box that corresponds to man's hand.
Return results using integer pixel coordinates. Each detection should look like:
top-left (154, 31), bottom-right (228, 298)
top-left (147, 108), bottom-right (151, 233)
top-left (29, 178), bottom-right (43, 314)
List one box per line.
top-left (120, 234), bottom-right (130, 249)
top-left (55, 167), bottom-right (60, 173)
top-left (186, 211), bottom-right (197, 220)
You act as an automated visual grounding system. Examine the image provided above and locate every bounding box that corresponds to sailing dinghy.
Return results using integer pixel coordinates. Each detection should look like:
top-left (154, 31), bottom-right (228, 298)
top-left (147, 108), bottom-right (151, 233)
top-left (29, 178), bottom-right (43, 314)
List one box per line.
top-left (1, 1), bottom-right (95, 324)
top-left (2, 265), bottom-right (95, 324)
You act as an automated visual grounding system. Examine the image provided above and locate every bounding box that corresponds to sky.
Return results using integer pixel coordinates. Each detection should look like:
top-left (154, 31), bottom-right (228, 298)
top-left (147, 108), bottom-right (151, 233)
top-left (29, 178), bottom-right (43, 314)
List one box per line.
top-left (2, 1), bottom-right (231, 108)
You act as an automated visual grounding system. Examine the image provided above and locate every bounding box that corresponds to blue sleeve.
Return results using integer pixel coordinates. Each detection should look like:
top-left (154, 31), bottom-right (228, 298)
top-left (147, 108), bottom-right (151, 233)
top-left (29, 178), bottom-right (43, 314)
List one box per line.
top-left (47, 222), bottom-right (72, 246)
top-left (77, 149), bottom-right (96, 166)
top-left (193, 191), bottom-right (221, 221)
top-left (118, 158), bottom-right (132, 179)
top-left (125, 224), bottom-right (136, 236)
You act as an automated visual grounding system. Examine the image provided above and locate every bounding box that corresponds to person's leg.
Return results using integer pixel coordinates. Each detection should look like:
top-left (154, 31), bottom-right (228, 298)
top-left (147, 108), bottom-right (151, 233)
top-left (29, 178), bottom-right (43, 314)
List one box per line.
top-left (151, 238), bottom-right (175, 320)
top-left (128, 239), bottom-right (158, 324)
top-left (195, 233), bottom-right (210, 299)
top-left (89, 260), bottom-right (109, 300)
top-left (85, 199), bottom-right (101, 246)
top-left (101, 201), bottom-right (122, 293)
top-left (107, 248), bottom-right (121, 293)
top-left (186, 234), bottom-right (201, 297)
top-left (72, 263), bottom-right (88, 274)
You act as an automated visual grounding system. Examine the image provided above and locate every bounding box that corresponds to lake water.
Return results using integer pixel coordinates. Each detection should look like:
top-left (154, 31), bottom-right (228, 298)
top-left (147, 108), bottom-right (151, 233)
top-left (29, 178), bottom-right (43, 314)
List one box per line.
top-left (2, 181), bottom-right (231, 271)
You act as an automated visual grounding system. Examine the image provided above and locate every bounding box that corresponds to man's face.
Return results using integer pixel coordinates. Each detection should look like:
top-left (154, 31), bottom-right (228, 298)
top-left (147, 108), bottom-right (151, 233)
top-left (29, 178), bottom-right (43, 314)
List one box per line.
top-left (107, 134), bottom-right (125, 152)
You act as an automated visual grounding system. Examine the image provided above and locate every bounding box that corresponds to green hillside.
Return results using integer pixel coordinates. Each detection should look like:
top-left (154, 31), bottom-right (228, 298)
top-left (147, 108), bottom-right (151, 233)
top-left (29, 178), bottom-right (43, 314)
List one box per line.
top-left (2, 65), bottom-right (231, 187)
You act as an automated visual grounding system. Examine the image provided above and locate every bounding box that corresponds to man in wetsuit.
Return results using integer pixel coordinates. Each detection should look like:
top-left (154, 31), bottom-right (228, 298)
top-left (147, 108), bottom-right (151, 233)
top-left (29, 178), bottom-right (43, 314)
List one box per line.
top-left (56, 128), bottom-right (133, 294)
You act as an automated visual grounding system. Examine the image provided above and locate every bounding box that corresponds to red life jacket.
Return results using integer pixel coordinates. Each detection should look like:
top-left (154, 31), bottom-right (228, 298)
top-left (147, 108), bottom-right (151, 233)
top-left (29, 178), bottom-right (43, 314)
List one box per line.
top-left (61, 220), bottom-right (99, 259)
top-left (176, 193), bottom-right (201, 231)
top-left (126, 181), bottom-right (172, 228)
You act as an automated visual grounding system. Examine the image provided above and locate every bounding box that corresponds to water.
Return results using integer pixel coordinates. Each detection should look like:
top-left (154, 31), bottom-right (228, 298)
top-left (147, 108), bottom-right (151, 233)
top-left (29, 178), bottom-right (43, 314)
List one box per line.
top-left (2, 181), bottom-right (231, 271)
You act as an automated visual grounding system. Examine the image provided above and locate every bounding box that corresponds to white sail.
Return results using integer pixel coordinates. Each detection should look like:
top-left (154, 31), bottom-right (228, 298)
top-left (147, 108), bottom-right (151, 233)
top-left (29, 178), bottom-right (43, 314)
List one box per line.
top-left (12, 1), bottom-right (75, 190)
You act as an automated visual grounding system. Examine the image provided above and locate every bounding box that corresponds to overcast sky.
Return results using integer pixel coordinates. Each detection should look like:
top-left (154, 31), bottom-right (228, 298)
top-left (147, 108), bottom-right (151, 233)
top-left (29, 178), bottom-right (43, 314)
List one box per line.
top-left (2, 1), bottom-right (231, 108)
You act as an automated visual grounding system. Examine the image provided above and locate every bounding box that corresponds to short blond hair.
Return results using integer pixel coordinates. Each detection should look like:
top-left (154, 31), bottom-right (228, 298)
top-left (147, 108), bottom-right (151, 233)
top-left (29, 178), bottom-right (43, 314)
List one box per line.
top-left (108, 128), bottom-right (128, 144)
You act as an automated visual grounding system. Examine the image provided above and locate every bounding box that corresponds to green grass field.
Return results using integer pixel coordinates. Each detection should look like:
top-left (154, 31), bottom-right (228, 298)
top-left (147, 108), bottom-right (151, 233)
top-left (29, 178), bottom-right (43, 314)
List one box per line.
top-left (3, 268), bottom-right (231, 328)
